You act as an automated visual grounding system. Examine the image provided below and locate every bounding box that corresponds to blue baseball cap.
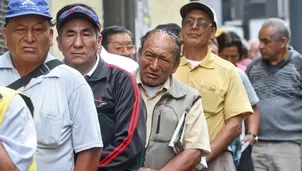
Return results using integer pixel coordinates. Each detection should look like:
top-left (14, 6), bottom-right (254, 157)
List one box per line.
top-left (57, 6), bottom-right (101, 32)
top-left (5, 0), bottom-right (52, 19)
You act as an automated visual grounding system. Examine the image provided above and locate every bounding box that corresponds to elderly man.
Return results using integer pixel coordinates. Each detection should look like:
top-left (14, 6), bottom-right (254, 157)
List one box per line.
top-left (56, 3), bottom-right (146, 171)
top-left (135, 29), bottom-right (211, 171)
top-left (0, 0), bottom-right (103, 170)
top-left (174, 2), bottom-right (253, 171)
top-left (0, 87), bottom-right (36, 171)
top-left (101, 25), bottom-right (136, 59)
top-left (246, 18), bottom-right (302, 171)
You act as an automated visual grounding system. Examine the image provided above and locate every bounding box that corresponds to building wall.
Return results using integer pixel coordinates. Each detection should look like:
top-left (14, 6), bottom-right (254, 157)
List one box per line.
top-left (149, 0), bottom-right (189, 29)
top-left (49, 0), bottom-right (103, 59)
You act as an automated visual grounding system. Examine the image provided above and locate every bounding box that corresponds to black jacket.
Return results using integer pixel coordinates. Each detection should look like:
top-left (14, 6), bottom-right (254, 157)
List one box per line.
top-left (86, 58), bottom-right (146, 171)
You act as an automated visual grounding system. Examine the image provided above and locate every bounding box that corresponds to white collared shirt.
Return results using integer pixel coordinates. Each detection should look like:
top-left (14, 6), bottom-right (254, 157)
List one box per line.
top-left (84, 55), bottom-right (100, 77)
top-left (100, 47), bottom-right (139, 73)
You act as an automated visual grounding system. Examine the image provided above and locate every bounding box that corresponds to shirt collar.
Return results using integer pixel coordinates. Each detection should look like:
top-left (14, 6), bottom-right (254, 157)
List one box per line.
top-left (84, 55), bottom-right (100, 77)
top-left (0, 52), bottom-right (60, 78)
top-left (134, 70), bottom-right (185, 99)
top-left (179, 47), bottom-right (215, 69)
top-left (87, 54), bottom-right (108, 81)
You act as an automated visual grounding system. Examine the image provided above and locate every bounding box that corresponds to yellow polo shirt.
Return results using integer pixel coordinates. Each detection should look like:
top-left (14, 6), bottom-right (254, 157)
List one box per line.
top-left (174, 49), bottom-right (253, 141)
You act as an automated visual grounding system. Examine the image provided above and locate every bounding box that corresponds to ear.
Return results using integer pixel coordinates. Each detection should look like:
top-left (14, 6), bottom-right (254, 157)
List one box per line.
top-left (172, 58), bottom-right (180, 73)
top-left (280, 37), bottom-right (288, 48)
top-left (97, 33), bottom-right (103, 49)
top-left (2, 27), bottom-right (7, 47)
top-left (56, 36), bottom-right (62, 51)
top-left (210, 27), bottom-right (217, 40)
top-left (49, 29), bottom-right (54, 46)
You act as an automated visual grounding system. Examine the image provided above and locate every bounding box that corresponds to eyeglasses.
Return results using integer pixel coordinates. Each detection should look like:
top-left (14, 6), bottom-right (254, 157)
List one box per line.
top-left (182, 19), bottom-right (212, 28)
top-left (114, 45), bottom-right (136, 54)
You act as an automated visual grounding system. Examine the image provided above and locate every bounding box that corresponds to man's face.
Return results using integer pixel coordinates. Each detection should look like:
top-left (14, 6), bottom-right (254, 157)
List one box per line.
top-left (181, 10), bottom-right (216, 47)
top-left (107, 32), bottom-right (135, 59)
top-left (139, 32), bottom-right (179, 87)
top-left (57, 18), bottom-right (101, 67)
top-left (219, 46), bottom-right (240, 66)
top-left (258, 26), bottom-right (285, 60)
top-left (2, 15), bottom-right (53, 64)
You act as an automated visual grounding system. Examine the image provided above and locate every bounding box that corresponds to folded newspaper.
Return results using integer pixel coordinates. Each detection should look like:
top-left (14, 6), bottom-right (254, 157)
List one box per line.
top-left (168, 112), bottom-right (207, 170)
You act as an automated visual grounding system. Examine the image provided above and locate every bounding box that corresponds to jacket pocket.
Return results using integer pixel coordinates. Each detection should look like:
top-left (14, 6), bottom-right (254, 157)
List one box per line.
top-left (152, 106), bottom-right (178, 142)
top-left (36, 112), bottom-right (62, 148)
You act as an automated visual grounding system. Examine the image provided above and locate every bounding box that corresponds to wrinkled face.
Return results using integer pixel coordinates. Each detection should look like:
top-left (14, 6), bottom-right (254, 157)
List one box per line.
top-left (2, 15), bottom-right (53, 64)
top-left (181, 10), bottom-right (216, 47)
top-left (107, 32), bottom-right (135, 59)
top-left (258, 26), bottom-right (285, 60)
top-left (57, 18), bottom-right (101, 67)
top-left (219, 46), bottom-right (240, 65)
top-left (139, 32), bottom-right (179, 87)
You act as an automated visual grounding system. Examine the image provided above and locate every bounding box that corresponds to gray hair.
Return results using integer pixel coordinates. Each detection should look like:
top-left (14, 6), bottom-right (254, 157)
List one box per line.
top-left (140, 29), bottom-right (182, 61)
top-left (261, 18), bottom-right (291, 45)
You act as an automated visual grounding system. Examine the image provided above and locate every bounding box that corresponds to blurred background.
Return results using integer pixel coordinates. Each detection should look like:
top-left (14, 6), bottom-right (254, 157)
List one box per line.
top-left (0, 0), bottom-right (301, 58)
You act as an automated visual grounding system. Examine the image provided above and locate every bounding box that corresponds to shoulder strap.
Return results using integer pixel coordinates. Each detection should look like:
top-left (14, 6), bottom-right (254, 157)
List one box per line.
top-left (18, 93), bottom-right (34, 116)
top-left (7, 59), bottom-right (63, 90)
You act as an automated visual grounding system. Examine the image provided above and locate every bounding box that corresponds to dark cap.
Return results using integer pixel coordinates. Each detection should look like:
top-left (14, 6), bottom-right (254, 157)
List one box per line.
top-left (57, 6), bottom-right (101, 32)
top-left (180, 1), bottom-right (217, 27)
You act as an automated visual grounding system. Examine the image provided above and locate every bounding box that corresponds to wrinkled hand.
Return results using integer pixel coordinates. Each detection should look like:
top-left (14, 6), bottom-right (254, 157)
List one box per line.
top-left (139, 167), bottom-right (158, 171)
top-left (242, 134), bottom-right (256, 145)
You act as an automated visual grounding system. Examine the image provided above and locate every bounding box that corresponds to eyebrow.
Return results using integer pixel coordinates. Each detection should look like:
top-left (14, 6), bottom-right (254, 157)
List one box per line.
top-left (64, 28), bottom-right (93, 34)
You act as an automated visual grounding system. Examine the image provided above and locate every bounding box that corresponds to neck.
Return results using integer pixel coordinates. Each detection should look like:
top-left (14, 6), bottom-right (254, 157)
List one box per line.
top-left (68, 57), bottom-right (97, 75)
top-left (270, 48), bottom-right (289, 65)
top-left (11, 56), bottom-right (45, 77)
top-left (183, 44), bottom-right (208, 61)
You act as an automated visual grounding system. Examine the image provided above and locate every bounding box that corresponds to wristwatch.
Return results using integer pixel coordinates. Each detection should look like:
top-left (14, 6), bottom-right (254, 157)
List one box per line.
top-left (247, 132), bottom-right (258, 141)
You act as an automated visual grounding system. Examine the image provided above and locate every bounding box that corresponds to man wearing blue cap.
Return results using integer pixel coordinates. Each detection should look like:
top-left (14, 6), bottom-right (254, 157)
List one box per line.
top-left (55, 3), bottom-right (146, 171)
top-left (0, 0), bottom-right (103, 171)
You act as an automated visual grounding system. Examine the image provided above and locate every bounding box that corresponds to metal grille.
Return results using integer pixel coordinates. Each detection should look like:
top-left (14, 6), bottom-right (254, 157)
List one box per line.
top-left (0, 0), bottom-right (9, 54)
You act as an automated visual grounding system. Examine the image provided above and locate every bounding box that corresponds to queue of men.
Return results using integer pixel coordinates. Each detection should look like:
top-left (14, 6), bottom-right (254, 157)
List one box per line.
top-left (0, 0), bottom-right (301, 171)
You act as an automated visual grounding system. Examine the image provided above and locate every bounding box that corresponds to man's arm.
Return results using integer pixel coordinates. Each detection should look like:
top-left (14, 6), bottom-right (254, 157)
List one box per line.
top-left (242, 105), bottom-right (260, 145)
top-left (69, 82), bottom-right (103, 171)
top-left (0, 95), bottom-right (36, 171)
top-left (75, 148), bottom-right (103, 171)
top-left (206, 115), bottom-right (242, 162)
top-left (205, 66), bottom-right (253, 162)
top-left (99, 70), bottom-right (146, 168)
top-left (0, 143), bottom-right (18, 171)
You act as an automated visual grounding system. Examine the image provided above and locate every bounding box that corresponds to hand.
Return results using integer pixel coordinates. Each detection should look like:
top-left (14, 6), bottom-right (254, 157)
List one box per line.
top-left (139, 167), bottom-right (158, 171)
top-left (241, 134), bottom-right (256, 145)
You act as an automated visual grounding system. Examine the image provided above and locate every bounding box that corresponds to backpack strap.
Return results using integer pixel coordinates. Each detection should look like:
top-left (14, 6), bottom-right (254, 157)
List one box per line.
top-left (7, 59), bottom-right (63, 90)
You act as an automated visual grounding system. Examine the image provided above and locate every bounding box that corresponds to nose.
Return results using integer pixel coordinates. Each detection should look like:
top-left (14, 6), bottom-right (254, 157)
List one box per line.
top-left (150, 58), bottom-right (159, 71)
top-left (192, 21), bottom-right (199, 30)
top-left (73, 34), bottom-right (84, 48)
top-left (259, 42), bottom-right (264, 50)
top-left (24, 30), bottom-right (34, 43)
top-left (122, 49), bottom-right (133, 58)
